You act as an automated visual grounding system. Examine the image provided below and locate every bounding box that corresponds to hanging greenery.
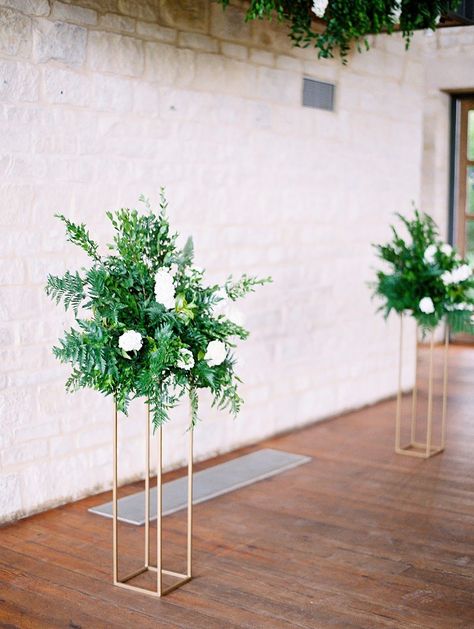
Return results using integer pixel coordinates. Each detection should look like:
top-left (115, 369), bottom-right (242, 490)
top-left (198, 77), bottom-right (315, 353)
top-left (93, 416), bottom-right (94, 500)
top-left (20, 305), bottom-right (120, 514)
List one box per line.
top-left (371, 211), bottom-right (474, 332)
top-left (217, 0), bottom-right (461, 62)
top-left (45, 192), bottom-right (271, 429)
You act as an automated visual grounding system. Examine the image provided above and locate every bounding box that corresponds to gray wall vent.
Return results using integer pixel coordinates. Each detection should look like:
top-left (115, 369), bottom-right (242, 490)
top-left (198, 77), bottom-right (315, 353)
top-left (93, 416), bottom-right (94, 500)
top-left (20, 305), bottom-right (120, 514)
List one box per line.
top-left (302, 78), bottom-right (335, 111)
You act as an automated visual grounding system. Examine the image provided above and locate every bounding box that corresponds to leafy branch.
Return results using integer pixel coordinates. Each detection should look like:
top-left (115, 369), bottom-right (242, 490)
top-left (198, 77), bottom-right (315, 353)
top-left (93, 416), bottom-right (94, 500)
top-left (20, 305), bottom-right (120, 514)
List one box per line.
top-left (56, 214), bottom-right (100, 261)
top-left (217, 0), bottom-right (460, 63)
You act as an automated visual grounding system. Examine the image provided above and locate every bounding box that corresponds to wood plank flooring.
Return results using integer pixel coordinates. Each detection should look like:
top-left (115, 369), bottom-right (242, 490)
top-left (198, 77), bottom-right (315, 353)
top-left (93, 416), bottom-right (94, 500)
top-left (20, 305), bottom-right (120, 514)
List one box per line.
top-left (1, 345), bottom-right (473, 628)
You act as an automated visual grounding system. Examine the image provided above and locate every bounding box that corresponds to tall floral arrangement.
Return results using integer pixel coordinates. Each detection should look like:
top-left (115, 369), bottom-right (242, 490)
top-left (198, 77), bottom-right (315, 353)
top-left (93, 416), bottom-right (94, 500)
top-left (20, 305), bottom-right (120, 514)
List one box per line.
top-left (45, 193), bottom-right (271, 428)
top-left (372, 211), bottom-right (474, 332)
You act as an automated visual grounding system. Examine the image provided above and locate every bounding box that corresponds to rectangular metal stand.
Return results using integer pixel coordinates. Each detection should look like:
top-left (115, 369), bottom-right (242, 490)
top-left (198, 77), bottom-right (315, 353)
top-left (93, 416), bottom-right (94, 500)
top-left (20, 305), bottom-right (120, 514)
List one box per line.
top-left (395, 315), bottom-right (449, 459)
top-left (112, 400), bottom-right (193, 597)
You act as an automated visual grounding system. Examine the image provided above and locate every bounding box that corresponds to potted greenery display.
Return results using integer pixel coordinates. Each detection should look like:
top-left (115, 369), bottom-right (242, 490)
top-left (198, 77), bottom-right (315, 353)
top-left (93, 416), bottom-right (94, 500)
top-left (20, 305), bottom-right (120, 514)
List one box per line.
top-left (45, 192), bottom-right (271, 596)
top-left (372, 210), bottom-right (474, 458)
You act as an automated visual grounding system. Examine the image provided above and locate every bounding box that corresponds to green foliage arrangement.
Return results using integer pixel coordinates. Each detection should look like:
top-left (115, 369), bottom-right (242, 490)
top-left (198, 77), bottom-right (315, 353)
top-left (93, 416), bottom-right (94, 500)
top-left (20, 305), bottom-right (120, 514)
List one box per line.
top-left (217, 0), bottom-right (460, 62)
top-left (46, 193), bottom-right (271, 429)
top-left (372, 211), bottom-right (474, 332)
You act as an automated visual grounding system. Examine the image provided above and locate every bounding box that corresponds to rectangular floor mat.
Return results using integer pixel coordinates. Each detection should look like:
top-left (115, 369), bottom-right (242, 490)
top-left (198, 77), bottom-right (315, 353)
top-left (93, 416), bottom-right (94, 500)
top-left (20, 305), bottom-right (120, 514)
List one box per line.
top-left (88, 448), bottom-right (311, 525)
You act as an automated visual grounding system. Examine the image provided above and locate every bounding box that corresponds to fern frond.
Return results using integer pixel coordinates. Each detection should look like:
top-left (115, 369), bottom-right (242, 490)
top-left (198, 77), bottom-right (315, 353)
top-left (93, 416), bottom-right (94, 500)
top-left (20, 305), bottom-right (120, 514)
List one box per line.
top-left (45, 271), bottom-right (85, 314)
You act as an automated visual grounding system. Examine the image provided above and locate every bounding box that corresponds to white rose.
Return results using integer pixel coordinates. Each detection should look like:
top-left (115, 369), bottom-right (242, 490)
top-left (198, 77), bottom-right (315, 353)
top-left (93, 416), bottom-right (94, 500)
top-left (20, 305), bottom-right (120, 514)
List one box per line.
top-left (154, 268), bottom-right (175, 310)
top-left (454, 264), bottom-right (472, 283)
top-left (205, 340), bottom-right (227, 367)
top-left (419, 297), bottom-right (435, 314)
top-left (440, 243), bottom-right (452, 256)
top-left (441, 270), bottom-right (454, 285)
top-left (311, 0), bottom-right (329, 18)
top-left (454, 303), bottom-right (474, 311)
top-left (118, 330), bottom-right (143, 352)
top-left (177, 348), bottom-right (195, 370)
top-left (423, 244), bottom-right (437, 265)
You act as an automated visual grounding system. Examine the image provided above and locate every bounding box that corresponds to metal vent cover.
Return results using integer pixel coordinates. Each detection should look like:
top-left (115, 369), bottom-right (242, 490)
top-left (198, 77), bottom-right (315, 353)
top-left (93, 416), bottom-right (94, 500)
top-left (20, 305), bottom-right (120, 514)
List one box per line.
top-left (302, 77), bottom-right (335, 111)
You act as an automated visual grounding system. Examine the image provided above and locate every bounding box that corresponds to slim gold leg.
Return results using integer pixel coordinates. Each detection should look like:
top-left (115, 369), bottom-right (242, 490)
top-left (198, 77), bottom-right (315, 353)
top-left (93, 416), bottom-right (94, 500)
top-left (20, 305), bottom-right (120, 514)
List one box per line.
top-left (440, 324), bottom-right (449, 450)
top-left (395, 315), bottom-right (403, 452)
top-left (410, 325), bottom-right (418, 444)
top-left (157, 423), bottom-right (163, 597)
top-left (113, 399), bottom-right (118, 583)
top-left (144, 402), bottom-right (150, 568)
top-left (187, 410), bottom-right (193, 578)
top-left (425, 331), bottom-right (435, 457)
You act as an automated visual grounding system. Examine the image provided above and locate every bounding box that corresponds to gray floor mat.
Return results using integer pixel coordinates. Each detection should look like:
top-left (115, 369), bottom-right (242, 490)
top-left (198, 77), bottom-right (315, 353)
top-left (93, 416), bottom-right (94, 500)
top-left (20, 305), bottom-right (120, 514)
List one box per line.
top-left (88, 448), bottom-right (311, 525)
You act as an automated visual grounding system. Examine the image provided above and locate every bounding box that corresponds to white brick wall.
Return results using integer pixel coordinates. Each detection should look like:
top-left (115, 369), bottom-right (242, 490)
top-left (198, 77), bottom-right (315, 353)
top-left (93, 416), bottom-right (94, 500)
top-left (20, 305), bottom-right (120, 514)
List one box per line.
top-left (0, 0), bottom-right (428, 523)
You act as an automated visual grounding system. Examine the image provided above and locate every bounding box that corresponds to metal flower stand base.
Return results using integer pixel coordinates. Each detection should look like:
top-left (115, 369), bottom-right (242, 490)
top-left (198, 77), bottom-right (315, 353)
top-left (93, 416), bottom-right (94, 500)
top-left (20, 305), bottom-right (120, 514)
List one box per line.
top-left (395, 316), bottom-right (449, 459)
top-left (112, 400), bottom-right (193, 597)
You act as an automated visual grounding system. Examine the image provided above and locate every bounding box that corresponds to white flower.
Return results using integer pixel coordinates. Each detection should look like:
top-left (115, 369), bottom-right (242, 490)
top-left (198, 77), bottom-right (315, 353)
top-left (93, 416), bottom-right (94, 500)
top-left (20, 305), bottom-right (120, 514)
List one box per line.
top-left (419, 297), bottom-right (435, 314)
top-left (443, 264), bottom-right (472, 285)
top-left (205, 340), bottom-right (227, 367)
top-left (177, 348), bottom-right (194, 370)
top-left (441, 270), bottom-right (454, 285)
top-left (423, 244), bottom-right (437, 265)
top-left (154, 268), bottom-right (175, 310)
top-left (453, 264), bottom-right (472, 283)
top-left (440, 243), bottom-right (452, 256)
top-left (118, 330), bottom-right (143, 352)
top-left (311, 0), bottom-right (329, 18)
top-left (453, 303), bottom-right (474, 311)
top-left (224, 305), bottom-right (244, 327)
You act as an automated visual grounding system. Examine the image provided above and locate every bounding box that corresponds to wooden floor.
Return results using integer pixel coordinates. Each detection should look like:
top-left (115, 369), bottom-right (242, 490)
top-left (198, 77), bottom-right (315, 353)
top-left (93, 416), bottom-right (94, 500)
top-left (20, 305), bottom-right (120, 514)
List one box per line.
top-left (1, 346), bottom-right (473, 629)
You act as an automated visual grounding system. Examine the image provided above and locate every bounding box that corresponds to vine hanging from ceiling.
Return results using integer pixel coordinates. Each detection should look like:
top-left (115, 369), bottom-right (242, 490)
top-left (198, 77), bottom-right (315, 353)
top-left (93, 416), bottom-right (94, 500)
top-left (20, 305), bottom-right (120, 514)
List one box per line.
top-left (217, 1), bottom-right (461, 62)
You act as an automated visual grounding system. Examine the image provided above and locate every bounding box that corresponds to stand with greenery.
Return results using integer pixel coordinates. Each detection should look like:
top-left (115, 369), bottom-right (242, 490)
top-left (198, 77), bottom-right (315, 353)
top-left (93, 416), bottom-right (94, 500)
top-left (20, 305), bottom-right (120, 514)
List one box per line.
top-left (372, 211), bottom-right (474, 458)
top-left (46, 192), bottom-right (271, 595)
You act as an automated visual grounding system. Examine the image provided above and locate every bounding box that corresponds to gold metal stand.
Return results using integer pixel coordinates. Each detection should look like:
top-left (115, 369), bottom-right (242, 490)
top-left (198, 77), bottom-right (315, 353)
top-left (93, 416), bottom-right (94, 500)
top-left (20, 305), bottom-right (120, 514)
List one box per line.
top-left (113, 400), bottom-right (193, 597)
top-left (395, 316), bottom-right (449, 459)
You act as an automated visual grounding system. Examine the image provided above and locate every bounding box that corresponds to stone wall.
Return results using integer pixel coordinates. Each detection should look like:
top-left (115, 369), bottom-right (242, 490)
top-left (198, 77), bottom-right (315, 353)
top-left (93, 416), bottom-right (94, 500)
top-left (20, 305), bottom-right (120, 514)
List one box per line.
top-left (0, 0), bottom-right (424, 522)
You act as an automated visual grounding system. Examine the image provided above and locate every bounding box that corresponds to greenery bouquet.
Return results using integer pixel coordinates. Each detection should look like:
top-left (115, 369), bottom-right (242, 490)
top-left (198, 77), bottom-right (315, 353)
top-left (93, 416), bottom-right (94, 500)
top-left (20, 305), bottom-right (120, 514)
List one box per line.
top-left (46, 193), bottom-right (271, 429)
top-left (372, 211), bottom-right (474, 333)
